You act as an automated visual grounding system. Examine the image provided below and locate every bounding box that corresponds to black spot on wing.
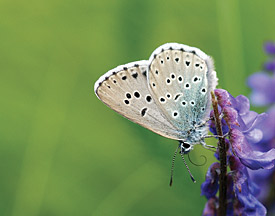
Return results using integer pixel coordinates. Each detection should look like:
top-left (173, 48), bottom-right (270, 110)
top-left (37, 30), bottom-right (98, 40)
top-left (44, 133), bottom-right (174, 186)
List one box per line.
top-left (134, 91), bottom-right (140, 98)
top-left (132, 73), bottom-right (138, 79)
top-left (142, 71), bottom-right (147, 77)
top-left (174, 94), bottom-right (181, 101)
top-left (141, 108), bottom-right (147, 117)
top-left (146, 95), bottom-right (152, 102)
top-left (173, 111), bottom-right (178, 117)
top-left (126, 93), bottom-right (131, 99)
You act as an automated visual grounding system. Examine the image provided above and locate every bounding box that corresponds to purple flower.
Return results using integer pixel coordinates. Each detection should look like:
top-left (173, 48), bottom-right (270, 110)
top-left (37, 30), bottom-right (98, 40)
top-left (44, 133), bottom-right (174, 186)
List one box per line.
top-left (202, 41), bottom-right (275, 215)
top-left (214, 89), bottom-right (231, 108)
top-left (264, 41), bottom-right (275, 55)
top-left (233, 173), bottom-right (267, 215)
top-left (228, 156), bottom-right (266, 215)
top-left (247, 72), bottom-right (275, 106)
top-left (212, 89), bottom-right (272, 170)
top-left (254, 105), bottom-right (275, 147)
top-left (230, 128), bottom-right (275, 170)
top-left (229, 156), bottom-right (260, 196)
top-left (201, 163), bottom-right (220, 199)
top-left (213, 90), bottom-right (266, 143)
top-left (264, 60), bottom-right (275, 71)
top-left (223, 106), bottom-right (239, 126)
top-left (248, 168), bottom-right (274, 201)
top-left (246, 41), bottom-right (275, 215)
top-left (202, 88), bottom-right (274, 215)
top-left (202, 197), bottom-right (218, 216)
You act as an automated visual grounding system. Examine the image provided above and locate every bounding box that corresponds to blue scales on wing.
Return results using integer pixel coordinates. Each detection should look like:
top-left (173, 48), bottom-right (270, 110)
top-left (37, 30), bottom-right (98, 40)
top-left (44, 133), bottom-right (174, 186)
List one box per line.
top-left (147, 43), bottom-right (218, 142)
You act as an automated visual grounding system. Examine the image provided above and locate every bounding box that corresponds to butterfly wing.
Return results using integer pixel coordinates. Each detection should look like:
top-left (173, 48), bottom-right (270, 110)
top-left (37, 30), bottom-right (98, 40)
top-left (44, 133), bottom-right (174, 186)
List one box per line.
top-left (147, 43), bottom-right (218, 132)
top-left (94, 60), bottom-right (181, 140)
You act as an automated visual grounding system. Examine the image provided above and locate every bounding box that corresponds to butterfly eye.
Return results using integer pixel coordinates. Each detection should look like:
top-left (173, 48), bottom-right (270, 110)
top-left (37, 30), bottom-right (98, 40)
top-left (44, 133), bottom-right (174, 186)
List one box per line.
top-left (181, 143), bottom-right (191, 154)
top-left (183, 143), bottom-right (190, 149)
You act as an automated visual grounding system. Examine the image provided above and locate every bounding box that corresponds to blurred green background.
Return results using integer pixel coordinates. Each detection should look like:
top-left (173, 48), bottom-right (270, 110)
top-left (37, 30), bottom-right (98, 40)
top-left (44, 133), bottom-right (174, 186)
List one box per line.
top-left (0, 0), bottom-right (274, 215)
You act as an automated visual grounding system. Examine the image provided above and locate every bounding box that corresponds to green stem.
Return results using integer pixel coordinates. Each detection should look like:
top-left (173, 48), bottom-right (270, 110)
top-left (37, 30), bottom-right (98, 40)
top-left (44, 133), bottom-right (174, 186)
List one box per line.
top-left (211, 91), bottom-right (227, 216)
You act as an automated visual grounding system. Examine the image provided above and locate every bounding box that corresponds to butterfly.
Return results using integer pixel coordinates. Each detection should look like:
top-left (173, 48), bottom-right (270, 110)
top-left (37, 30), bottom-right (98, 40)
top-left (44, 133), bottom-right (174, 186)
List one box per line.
top-left (94, 43), bottom-right (218, 183)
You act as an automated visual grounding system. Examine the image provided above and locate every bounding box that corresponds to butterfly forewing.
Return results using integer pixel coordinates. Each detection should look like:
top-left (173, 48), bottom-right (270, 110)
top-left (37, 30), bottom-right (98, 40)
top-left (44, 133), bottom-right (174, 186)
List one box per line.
top-left (94, 61), bottom-right (181, 140)
top-left (147, 43), bottom-right (217, 132)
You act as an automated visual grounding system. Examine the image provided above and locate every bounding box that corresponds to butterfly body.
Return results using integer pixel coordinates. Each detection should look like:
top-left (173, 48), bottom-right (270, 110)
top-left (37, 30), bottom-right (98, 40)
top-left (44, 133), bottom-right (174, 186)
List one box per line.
top-left (94, 43), bottom-right (218, 153)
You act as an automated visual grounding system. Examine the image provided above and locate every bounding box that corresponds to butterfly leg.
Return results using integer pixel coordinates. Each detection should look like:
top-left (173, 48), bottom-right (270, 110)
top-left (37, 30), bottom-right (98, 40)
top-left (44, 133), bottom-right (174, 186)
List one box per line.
top-left (204, 132), bottom-right (229, 139)
top-left (197, 113), bottom-right (225, 129)
top-left (200, 140), bottom-right (217, 152)
top-left (195, 117), bottom-right (214, 128)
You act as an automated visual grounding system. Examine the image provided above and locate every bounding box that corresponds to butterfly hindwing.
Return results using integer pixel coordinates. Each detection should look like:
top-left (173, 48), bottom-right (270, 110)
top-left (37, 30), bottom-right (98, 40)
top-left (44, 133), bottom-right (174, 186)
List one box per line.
top-left (147, 43), bottom-right (218, 132)
top-left (94, 60), bottom-right (181, 140)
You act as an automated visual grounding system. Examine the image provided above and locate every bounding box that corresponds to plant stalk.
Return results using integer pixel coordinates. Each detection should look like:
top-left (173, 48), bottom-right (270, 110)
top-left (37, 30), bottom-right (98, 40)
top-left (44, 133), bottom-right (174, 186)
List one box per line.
top-left (211, 91), bottom-right (227, 216)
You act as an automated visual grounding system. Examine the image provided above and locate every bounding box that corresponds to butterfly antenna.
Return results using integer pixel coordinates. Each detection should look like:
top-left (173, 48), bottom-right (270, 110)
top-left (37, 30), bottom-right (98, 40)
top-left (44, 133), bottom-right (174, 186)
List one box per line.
top-left (169, 145), bottom-right (180, 187)
top-left (180, 153), bottom-right (196, 183)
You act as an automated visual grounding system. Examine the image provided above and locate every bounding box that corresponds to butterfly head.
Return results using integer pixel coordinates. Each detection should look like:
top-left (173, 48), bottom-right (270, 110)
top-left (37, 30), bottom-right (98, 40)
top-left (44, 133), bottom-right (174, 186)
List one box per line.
top-left (180, 141), bottom-right (193, 154)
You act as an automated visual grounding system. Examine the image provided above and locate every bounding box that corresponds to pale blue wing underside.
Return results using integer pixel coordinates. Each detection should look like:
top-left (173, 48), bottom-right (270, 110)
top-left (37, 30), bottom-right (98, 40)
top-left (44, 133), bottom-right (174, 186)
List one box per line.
top-left (94, 61), bottom-right (183, 140)
top-left (94, 43), bottom-right (218, 143)
top-left (147, 43), bottom-right (217, 134)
